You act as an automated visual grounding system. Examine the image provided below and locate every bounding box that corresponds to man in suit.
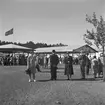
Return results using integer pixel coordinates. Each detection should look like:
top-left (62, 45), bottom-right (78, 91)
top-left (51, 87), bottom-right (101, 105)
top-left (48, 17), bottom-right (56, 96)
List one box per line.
top-left (50, 50), bottom-right (59, 80)
top-left (85, 53), bottom-right (91, 75)
top-left (78, 50), bottom-right (87, 79)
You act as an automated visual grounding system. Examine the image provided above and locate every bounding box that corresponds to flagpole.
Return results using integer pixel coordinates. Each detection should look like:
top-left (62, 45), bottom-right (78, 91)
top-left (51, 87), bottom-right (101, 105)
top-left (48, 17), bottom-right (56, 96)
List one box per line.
top-left (12, 28), bottom-right (14, 44)
top-left (12, 28), bottom-right (14, 65)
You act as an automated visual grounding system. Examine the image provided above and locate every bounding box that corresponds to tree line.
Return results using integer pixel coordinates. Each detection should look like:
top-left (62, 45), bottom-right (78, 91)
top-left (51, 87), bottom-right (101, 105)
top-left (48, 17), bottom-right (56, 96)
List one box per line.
top-left (0, 40), bottom-right (67, 49)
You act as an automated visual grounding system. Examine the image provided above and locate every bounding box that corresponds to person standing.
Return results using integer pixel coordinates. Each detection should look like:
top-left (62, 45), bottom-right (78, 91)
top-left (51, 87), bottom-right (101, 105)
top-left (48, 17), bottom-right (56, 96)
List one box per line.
top-left (98, 57), bottom-right (103, 77)
top-left (92, 56), bottom-right (98, 78)
top-left (27, 52), bottom-right (37, 82)
top-left (50, 50), bottom-right (59, 80)
top-left (86, 53), bottom-right (91, 75)
top-left (35, 54), bottom-right (41, 72)
top-left (64, 52), bottom-right (74, 80)
top-left (78, 50), bottom-right (87, 79)
top-left (44, 56), bottom-right (49, 68)
top-left (99, 53), bottom-right (104, 76)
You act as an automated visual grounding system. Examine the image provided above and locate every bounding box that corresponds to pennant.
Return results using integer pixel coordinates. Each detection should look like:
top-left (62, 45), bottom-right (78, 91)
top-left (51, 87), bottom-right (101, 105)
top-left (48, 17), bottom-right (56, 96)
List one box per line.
top-left (5, 28), bottom-right (13, 36)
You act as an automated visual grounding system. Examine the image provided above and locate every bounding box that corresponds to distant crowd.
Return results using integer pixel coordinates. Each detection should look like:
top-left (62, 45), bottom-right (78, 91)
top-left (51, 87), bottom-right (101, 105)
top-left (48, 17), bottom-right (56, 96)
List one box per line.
top-left (0, 51), bottom-right (103, 80)
top-left (0, 53), bottom-right (79, 66)
top-left (0, 54), bottom-right (27, 66)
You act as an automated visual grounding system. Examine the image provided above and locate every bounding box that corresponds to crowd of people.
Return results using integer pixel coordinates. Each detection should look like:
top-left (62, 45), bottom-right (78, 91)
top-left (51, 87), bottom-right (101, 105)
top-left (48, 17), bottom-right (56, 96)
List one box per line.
top-left (0, 54), bottom-right (27, 66)
top-left (78, 51), bottom-right (103, 79)
top-left (26, 50), bottom-right (104, 82)
top-left (0, 50), bottom-right (103, 82)
top-left (0, 52), bottom-right (79, 67)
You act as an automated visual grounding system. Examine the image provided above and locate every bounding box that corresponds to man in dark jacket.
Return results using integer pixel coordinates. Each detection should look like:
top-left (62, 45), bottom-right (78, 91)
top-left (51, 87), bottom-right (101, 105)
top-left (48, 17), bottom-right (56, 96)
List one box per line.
top-left (50, 50), bottom-right (59, 80)
top-left (85, 53), bottom-right (91, 75)
top-left (78, 50), bottom-right (87, 79)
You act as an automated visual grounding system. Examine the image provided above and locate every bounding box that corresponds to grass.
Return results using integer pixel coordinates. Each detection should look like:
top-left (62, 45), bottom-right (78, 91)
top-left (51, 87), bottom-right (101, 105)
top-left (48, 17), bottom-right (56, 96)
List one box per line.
top-left (0, 65), bottom-right (105, 105)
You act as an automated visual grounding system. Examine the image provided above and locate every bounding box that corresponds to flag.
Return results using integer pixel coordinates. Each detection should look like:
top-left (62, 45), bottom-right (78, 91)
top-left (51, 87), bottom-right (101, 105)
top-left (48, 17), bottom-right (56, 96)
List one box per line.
top-left (5, 28), bottom-right (13, 36)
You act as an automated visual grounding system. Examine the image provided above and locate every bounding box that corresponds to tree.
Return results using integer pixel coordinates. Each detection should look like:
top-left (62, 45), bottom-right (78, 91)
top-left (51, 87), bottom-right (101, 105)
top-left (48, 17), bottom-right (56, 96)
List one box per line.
top-left (84, 12), bottom-right (105, 81)
top-left (0, 40), bottom-right (67, 49)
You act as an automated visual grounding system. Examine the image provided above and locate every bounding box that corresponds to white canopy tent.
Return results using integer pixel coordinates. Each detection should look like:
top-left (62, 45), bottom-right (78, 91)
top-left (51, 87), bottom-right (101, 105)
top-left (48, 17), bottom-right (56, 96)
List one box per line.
top-left (0, 44), bottom-right (33, 53)
top-left (35, 44), bottom-right (98, 54)
top-left (35, 45), bottom-right (79, 54)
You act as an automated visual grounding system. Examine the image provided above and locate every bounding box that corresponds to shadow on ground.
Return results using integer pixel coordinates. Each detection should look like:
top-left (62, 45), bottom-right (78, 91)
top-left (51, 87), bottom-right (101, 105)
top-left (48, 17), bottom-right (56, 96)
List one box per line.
top-left (37, 77), bottom-right (103, 82)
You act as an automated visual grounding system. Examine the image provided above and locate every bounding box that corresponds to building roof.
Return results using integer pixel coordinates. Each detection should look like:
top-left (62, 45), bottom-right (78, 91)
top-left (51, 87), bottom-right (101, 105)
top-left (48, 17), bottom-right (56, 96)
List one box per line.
top-left (73, 44), bottom-right (98, 53)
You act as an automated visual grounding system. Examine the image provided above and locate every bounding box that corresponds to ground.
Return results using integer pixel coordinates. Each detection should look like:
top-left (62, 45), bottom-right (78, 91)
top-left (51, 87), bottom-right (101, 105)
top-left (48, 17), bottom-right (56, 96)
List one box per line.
top-left (0, 65), bottom-right (105, 105)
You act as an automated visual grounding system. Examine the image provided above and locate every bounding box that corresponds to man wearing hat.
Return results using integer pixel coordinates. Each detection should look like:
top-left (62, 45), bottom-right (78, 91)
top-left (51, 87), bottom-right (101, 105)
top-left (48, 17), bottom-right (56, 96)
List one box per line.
top-left (78, 50), bottom-right (87, 79)
top-left (50, 50), bottom-right (59, 80)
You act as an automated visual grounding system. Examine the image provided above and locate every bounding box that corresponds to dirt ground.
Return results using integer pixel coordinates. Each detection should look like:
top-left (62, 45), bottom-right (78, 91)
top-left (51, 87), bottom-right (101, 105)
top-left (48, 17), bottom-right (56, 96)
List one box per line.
top-left (0, 65), bottom-right (105, 105)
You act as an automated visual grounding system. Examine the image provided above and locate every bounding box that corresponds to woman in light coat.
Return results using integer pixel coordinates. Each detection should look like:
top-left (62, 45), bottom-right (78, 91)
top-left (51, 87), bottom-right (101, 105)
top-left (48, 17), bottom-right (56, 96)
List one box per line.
top-left (27, 52), bottom-right (37, 82)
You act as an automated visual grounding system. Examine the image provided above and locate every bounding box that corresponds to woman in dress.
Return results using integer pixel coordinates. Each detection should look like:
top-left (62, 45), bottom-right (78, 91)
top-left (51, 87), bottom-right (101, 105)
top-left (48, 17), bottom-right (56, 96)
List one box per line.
top-left (27, 52), bottom-right (37, 82)
top-left (64, 52), bottom-right (74, 80)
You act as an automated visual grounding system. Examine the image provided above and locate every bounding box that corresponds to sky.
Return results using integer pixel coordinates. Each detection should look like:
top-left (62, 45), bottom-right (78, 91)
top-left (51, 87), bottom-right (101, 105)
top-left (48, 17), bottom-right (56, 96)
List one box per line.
top-left (0, 0), bottom-right (105, 46)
